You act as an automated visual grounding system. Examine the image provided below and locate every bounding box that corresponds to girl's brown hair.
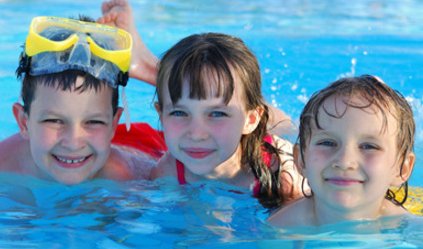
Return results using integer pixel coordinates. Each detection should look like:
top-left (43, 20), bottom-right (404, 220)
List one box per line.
top-left (156, 33), bottom-right (291, 207)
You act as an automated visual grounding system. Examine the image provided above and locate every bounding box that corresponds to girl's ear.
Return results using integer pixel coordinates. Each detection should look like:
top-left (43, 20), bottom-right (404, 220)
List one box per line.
top-left (154, 102), bottom-right (161, 114)
top-left (293, 143), bottom-right (305, 174)
top-left (12, 103), bottom-right (30, 139)
top-left (392, 152), bottom-right (415, 187)
top-left (242, 107), bottom-right (263, 135)
top-left (154, 102), bottom-right (162, 121)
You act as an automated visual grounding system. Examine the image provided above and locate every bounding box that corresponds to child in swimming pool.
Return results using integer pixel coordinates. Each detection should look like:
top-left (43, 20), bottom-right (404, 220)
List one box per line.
top-left (0, 16), bottom-right (161, 185)
top-left (99, 1), bottom-right (305, 207)
top-left (154, 32), bottom-right (304, 207)
top-left (98, 0), bottom-right (297, 137)
top-left (268, 75), bottom-right (416, 226)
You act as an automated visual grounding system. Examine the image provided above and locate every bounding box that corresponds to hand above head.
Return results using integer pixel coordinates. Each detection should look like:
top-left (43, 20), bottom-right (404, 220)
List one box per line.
top-left (98, 0), bottom-right (159, 85)
top-left (98, 0), bottom-right (135, 33)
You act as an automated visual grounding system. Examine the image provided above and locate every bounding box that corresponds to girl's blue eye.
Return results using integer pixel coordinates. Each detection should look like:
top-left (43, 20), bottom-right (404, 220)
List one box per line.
top-left (209, 111), bottom-right (228, 118)
top-left (169, 110), bottom-right (187, 117)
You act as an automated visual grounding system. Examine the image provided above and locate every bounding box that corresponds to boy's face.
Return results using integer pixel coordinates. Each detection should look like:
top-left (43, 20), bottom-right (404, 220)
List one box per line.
top-left (299, 95), bottom-right (413, 217)
top-left (17, 76), bottom-right (121, 184)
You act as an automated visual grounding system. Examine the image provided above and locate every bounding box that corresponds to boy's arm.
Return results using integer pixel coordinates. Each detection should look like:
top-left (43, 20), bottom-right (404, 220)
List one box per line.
top-left (98, 0), bottom-right (158, 85)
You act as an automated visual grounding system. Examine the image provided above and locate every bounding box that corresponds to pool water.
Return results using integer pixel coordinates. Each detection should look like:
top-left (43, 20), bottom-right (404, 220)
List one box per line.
top-left (1, 0), bottom-right (423, 248)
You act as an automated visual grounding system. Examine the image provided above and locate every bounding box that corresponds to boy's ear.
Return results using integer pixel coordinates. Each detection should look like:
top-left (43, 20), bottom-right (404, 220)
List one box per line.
top-left (12, 103), bottom-right (30, 139)
top-left (242, 107), bottom-right (263, 135)
top-left (392, 152), bottom-right (415, 187)
top-left (111, 107), bottom-right (123, 133)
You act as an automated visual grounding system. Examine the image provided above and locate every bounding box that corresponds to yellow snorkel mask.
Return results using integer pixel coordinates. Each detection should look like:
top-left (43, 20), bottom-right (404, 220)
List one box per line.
top-left (20, 16), bottom-right (132, 88)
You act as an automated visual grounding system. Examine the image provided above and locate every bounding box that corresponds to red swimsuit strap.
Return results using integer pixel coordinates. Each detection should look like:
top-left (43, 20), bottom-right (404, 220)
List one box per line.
top-left (176, 160), bottom-right (187, 185)
top-left (253, 134), bottom-right (274, 196)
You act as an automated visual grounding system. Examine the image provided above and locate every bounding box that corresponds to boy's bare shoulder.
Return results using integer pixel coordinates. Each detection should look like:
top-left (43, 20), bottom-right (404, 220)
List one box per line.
top-left (0, 134), bottom-right (30, 171)
top-left (268, 197), bottom-right (314, 227)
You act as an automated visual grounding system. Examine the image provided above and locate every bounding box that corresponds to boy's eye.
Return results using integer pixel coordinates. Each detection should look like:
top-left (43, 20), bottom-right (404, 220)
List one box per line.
top-left (169, 110), bottom-right (187, 117)
top-left (316, 140), bottom-right (336, 147)
top-left (86, 120), bottom-right (107, 125)
top-left (209, 111), bottom-right (228, 118)
top-left (360, 143), bottom-right (380, 150)
top-left (43, 119), bottom-right (63, 124)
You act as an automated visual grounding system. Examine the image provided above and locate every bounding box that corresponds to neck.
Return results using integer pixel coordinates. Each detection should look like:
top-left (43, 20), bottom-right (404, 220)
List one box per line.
top-left (184, 145), bottom-right (253, 188)
top-left (312, 197), bottom-right (390, 225)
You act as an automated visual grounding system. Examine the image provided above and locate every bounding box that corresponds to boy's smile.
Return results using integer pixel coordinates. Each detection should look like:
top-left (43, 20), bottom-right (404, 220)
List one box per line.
top-left (53, 154), bottom-right (92, 168)
top-left (21, 76), bottom-right (119, 184)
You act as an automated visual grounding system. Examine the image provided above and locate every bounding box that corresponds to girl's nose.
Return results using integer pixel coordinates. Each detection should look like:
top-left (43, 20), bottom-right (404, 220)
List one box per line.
top-left (187, 118), bottom-right (209, 141)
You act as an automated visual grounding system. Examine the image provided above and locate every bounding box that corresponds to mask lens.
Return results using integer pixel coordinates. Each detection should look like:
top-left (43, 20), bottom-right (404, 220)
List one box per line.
top-left (39, 26), bottom-right (73, 41)
top-left (87, 32), bottom-right (116, 50)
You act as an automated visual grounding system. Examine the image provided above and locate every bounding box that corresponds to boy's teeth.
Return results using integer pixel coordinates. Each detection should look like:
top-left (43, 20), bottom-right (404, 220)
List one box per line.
top-left (56, 156), bottom-right (85, 164)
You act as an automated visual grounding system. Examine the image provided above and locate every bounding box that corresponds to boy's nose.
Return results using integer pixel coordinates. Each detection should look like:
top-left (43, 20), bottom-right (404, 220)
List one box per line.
top-left (61, 125), bottom-right (86, 150)
top-left (332, 145), bottom-right (358, 170)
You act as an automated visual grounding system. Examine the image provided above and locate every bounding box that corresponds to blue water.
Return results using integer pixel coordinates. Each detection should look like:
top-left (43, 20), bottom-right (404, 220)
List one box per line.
top-left (1, 0), bottom-right (423, 248)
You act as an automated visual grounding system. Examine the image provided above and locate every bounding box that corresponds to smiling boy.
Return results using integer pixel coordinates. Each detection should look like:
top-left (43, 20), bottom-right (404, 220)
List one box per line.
top-left (0, 16), bottom-right (158, 184)
top-left (268, 75), bottom-right (416, 227)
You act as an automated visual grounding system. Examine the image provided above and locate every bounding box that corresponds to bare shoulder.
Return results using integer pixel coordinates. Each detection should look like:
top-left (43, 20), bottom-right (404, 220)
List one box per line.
top-left (270, 135), bottom-right (306, 202)
top-left (0, 134), bottom-right (30, 171)
top-left (267, 105), bottom-right (298, 137)
top-left (150, 152), bottom-right (176, 180)
top-left (103, 145), bottom-right (158, 180)
top-left (383, 199), bottom-right (410, 216)
top-left (267, 197), bottom-right (314, 227)
top-left (267, 134), bottom-right (294, 168)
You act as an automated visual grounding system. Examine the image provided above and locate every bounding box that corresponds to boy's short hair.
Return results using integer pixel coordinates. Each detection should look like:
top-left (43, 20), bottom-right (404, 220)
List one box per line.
top-left (298, 75), bottom-right (415, 204)
top-left (299, 75), bottom-right (414, 162)
top-left (18, 69), bottom-right (119, 115)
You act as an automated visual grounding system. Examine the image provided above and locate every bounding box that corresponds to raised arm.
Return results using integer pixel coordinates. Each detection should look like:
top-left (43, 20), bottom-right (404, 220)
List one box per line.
top-left (98, 0), bottom-right (158, 85)
top-left (98, 0), bottom-right (297, 138)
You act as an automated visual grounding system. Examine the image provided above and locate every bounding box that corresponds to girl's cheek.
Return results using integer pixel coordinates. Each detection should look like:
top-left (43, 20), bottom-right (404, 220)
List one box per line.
top-left (162, 119), bottom-right (185, 135)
